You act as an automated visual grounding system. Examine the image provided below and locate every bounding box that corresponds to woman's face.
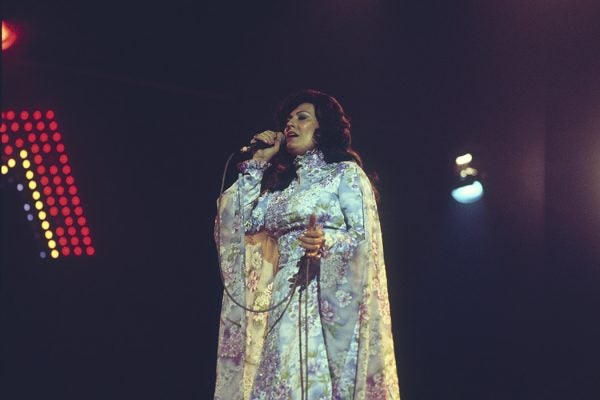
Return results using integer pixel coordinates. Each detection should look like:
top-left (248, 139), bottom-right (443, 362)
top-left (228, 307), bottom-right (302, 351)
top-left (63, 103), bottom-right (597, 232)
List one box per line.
top-left (284, 103), bottom-right (320, 156)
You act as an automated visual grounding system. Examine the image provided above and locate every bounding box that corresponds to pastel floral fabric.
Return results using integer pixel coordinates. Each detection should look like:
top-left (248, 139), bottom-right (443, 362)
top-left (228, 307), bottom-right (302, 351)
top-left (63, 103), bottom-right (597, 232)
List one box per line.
top-left (215, 149), bottom-right (400, 399)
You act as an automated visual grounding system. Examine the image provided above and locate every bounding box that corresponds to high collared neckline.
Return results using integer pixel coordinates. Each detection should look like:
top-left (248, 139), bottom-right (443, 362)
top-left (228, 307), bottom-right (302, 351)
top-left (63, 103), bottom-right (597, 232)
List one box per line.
top-left (293, 148), bottom-right (327, 170)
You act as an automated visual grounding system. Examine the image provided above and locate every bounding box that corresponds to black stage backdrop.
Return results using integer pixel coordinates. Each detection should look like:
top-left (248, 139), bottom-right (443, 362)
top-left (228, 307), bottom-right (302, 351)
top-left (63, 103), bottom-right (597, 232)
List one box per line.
top-left (1, 1), bottom-right (599, 399)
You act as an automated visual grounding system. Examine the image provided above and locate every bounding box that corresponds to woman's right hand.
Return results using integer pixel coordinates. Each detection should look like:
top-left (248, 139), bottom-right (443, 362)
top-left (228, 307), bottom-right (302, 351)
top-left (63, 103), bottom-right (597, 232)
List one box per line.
top-left (251, 130), bottom-right (283, 162)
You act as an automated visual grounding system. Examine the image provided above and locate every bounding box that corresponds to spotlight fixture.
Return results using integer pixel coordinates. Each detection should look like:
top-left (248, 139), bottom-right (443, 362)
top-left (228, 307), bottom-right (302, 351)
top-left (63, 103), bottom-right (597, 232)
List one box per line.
top-left (451, 152), bottom-right (484, 204)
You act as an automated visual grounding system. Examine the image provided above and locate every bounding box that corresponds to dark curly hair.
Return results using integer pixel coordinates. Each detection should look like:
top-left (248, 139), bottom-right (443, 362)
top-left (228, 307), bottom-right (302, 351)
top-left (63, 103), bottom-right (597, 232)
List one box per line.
top-left (261, 89), bottom-right (378, 198)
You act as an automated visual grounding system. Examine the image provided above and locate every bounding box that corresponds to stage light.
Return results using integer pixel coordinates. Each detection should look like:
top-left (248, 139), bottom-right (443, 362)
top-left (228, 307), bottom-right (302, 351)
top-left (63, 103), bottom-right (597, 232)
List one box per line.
top-left (59, 196), bottom-right (67, 206)
top-left (17, 183), bottom-right (24, 191)
top-left (49, 206), bottom-right (58, 216)
top-left (59, 154), bottom-right (68, 164)
top-left (53, 175), bottom-right (62, 185)
top-left (28, 181), bottom-right (37, 190)
top-left (8, 158), bottom-right (16, 167)
top-left (40, 251), bottom-right (47, 259)
top-left (35, 201), bottom-right (43, 210)
top-left (28, 133), bottom-right (37, 142)
top-left (45, 231), bottom-right (53, 240)
top-left (51, 250), bottom-right (59, 259)
top-left (46, 110), bottom-right (55, 119)
top-left (452, 152), bottom-right (484, 204)
top-left (1, 166), bottom-right (7, 175)
top-left (19, 149), bottom-right (28, 159)
top-left (68, 185), bottom-right (77, 195)
top-left (24, 204), bottom-right (31, 211)
top-left (452, 181), bottom-right (484, 204)
top-left (53, 132), bottom-right (62, 142)
top-left (2, 21), bottom-right (17, 51)
top-left (25, 169), bottom-right (33, 179)
top-left (40, 133), bottom-right (48, 142)
top-left (56, 227), bottom-right (65, 236)
top-left (63, 165), bottom-right (72, 175)
top-left (38, 211), bottom-right (47, 220)
top-left (1, 133), bottom-right (8, 143)
top-left (33, 111), bottom-right (42, 120)
top-left (23, 159), bottom-right (32, 169)
top-left (43, 186), bottom-right (52, 196)
top-left (56, 143), bottom-right (65, 153)
top-left (20, 111), bottom-right (29, 120)
top-left (86, 247), bottom-right (95, 256)
top-left (4, 145), bottom-right (14, 156)
top-left (24, 122), bottom-right (33, 131)
top-left (42, 143), bottom-right (51, 153)
top-left (40, 176), bottom-right (49, 186)
top-left (48, 240), bottom-right (56, 249)
top-left (41, 221), bottom-right (50, 230)
top-left (27, 214), bottom-right (34, 221)
top-left (56, 186), bottom-right (65, 196)
top-left (36, 121), bottom-right (45, 131)
top-left (49, 121), bottom-right (58, 131)
top-left (59, 237), bottom-right (68, 247)
top-left (61, 247), bottom-right (70, 256)
top-left (83, 236), bottom-right (92, 246)
top-left (455, 153), bottom-right (473, 166)
top-left (32, 191), bottom-right (41, 200)
top-left (11, 122), bottom-right (19, 132)
top-left (49, 165), bottom-right (58, 175)
top-left (15, 138), bottom-right (24, 148)
top-left (74, 247), bottom-right (82, 256)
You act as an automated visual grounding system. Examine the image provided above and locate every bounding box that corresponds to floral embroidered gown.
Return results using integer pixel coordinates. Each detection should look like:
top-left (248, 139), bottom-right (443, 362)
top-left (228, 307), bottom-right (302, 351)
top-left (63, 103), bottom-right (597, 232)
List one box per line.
top-left (215, 149), bottom-right (400, 399)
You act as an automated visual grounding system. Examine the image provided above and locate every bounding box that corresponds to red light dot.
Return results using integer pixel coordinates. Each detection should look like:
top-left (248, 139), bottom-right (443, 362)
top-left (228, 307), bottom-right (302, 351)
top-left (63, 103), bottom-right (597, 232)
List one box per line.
top-left (28, 133), bottom-right (37, 143)
top-left (15, 138), bottom-right (24, 148)
top-left (86, 246), bottom-right (95, 256)
top-left (20, 111), bottom-right (29, 120)
top-left (43, 186), bottom-right (52, 196)
top-left (46, 196), bottom-right (55, 206)
top-left (59, 154), bottom-right (68, 164)
top-left (6, 111), bottom-right (15, 120)
top-left (24, 122), bottom-right (33, 131)
top-left (68, 186), bottom-right (77, 195)
top-left (67, 226), bottom-right (76, 235)
top-left (0, 124), bottom-right (6, 133)
top-left (42, 143), bottom-right (52, 153)
top-left (66, 176), bottom-right (74, 185)
top-left (37, 165), bottom-right (46, 174)
top-left (61, 247), bottom-right (71, 256)
top-left (33, 111), bottom-right (42, 120)
top-left (40, 176), bottom-right (49, 186)
top-left (49, 165), bottom-right (58, 175)
top-left (72, 197), bottom-right (81, 206)
top-left (56, 227), bottom-right (65, 236)
top-left (59, 196), bottom-right (68, 206)
top-left (49, 206), bottom-right (59, 216)
top-left (1, 133), bottom-right (8, 143)
top-left (36, 121), bottom-right (45, 131)
top-left (74, 206), bottom-right (83, 216)
top-left (34, 155), bottom-right (43, 165)
top-left (56, 143), bottom-right (65, 153)
top-left (53, 176), bottom-right (62, 185)
top-left (10, 122), bottom-right (19, 132)
top-left (81, 226), bottom-right (90, 236)
top-left (62, 165), bottom-right (72, 175)
top-left (83, 236), bottom-right (92, 246)
top-left (56, 186), bottom-right (65, 195)
top-left (52, 132), bottom-right (61, 142)
top-left (77, 216), bottom-right (86, 226)
top-left (70, 237), bottom-right (79, 246)
top-left (49, 121), bottom-right (58, 131)
top-left (3, 145), bottom-right (13, 155)
top-left (59, 237), bottom-right (68, 246)
top-left (61, 207), bottom-right (71, 216)
top-left (40, 133), bottom-right (48, 142)
top-left (65, 217), bottom-right (74, 227)
top-left (31, 144), bottom-right (40, 154)
top-left (46, 110), bottom-right (55, 119)
top-left (74, 247), bottom-right (82, 256)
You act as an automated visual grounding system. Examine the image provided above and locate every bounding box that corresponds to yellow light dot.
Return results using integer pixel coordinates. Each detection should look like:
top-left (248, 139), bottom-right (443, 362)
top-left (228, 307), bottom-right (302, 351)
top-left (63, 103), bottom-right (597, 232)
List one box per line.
top-left (26, 170), bottom-right (34, 180)
top-left (51, 250), bottom-right (59, 259)
top-left (35, 200), bottom-right (44, 210)
top-left (45, 230), bottom-right (53, 240)
top-left (8, 159), bottom-right (16, 168)
top-left (32, 191), bottom-right (41, 200)
top-left (41, 221), bottom-right (50, 230)
top-left (28, 181), bottom-right (37, 190)
top-left (1, 165), bottom-right (7, 175)
top-left (19, 149), bottom-right (28, 159)
top-left (23, 160), bottom-right (31, 169)
top-left (38, 211), bottom-right (47, 220)
top-left (48, 240), bottom-right (56, 249)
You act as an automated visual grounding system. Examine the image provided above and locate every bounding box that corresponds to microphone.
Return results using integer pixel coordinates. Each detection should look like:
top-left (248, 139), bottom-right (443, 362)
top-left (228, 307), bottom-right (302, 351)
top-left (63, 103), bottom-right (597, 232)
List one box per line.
top-left (239, 135), bottom-right (284, 153)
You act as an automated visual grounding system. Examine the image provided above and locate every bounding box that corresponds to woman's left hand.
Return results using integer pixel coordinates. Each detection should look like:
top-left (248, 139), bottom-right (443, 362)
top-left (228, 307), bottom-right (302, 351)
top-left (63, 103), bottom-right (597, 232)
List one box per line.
top-left (299, 215), bottom-right (325, 258)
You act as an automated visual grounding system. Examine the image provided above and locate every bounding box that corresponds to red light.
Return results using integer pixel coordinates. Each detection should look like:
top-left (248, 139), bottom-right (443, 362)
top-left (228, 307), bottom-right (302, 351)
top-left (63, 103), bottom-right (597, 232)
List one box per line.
top-left (10, 122), bottom-right (19, 132)
top-left (70, 237), bottom-right (79, 246)
top-left (31, 144), bottom-right (40, 154)
top-left (49, 206), bottom-right (59, 216)
top-left (0, 124), bottom-right (6, 132)
top-left (56, 227), bottom-right (65, 236)
top-left (6, 111), bottom-right (15, 120)
top-left (61, 207), bottom-right (71, 216)
top-left (1, 134), bottom-right (8, 144)
top-left (34, 154), bottom-right (43, 164)
top-left (68, 185), bottom-right (77, 195)
top-left (52, 176), bottom-right (62, 185)
top-left (36, 165), bottom-right (45, 175)
top-left (46, 196), bottom-right (55, 206)
top-left (67, 226), bottom-right (76, 236)
top-left (28, 133), bottom-right (37, 143)
top-left (59, 154), bottom-right (68, 164)
top-left (74, 247), bottom-right (83, 256)
top-left (62, 165), bottom-right (72, 175)
top-left (56, 143), bottom-right (65, 153)
top-left (59, 237), bottom-right (68, 246)
top-left (36, 121), bottom-right (45, 131)
top-left (42, 143), bottom-right (52, 153)
top-left (15, 138), bottom-right (24, 148)
top-left (66, 176), bottom-right (74, 185)
top-left (40, 176), bottom-right (49, 186)
top-left (56, 186), bottom-right (65, 195)
top-left (61, 247), bottom-right (71, 256)
top-left (3, 145), bottom-right (13, 155)
top-left (49, 121), bottom-right (58, 131)
top-left (33, 111), bottom-right (42, 120)
top-left (65, 217), bottom-right (74, 227)
top-left (24, 122), bottom-right (33, 131)
top-left (46, 110), bottom-right (55, 119)
top-left (81, 226), bottom-right (90, 236)
top-left (59, 196), bottom-right (68, 206)
top-left (74, 206), bottom-right (83, 216)
top-left (43, 186), bottom-right (52, 196)
top-left (49, 165), bottom-right (58, 175)
top-left (20, 111), bottom-right (29, 120)
top-left (72, 196), bottom-right (81, 206)
top-left (40, 133), bottom-right (48, 142)
top-left (86, 246), bottom-right (95, 256)
top-left (83, 236), bottom-right (92, 246)
top-left (52, 132), bottom-right (62, 142)
top-left (77, 216), bottom-right (86, 226)
top-left (2, 22), bottom-right (17, 51)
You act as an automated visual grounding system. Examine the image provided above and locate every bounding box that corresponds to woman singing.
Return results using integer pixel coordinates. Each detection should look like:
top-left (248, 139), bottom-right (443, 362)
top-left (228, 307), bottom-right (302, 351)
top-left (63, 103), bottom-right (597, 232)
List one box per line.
top-left (215, 89), bottom-right (400, 399)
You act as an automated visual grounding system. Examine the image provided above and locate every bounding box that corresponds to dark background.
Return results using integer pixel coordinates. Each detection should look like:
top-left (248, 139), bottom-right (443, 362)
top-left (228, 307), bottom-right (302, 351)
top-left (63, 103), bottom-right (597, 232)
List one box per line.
top-left (1, 1), bottom-right (599, 399)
